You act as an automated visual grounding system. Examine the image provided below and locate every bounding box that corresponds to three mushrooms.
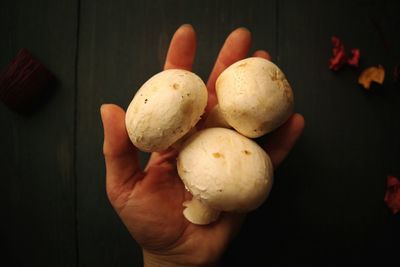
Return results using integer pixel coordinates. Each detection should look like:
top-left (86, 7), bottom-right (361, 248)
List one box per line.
top-left (125, 57), bottom-right (294, 225)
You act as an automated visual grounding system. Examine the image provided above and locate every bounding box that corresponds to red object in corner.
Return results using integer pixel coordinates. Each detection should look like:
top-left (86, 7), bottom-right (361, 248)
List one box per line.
top-left (384, 175), bottom-right (400, 214)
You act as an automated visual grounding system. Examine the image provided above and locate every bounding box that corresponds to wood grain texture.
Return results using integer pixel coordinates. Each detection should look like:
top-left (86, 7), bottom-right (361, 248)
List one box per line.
top-left (76, 0), bottom-right (277, 266)
top-left (221, 0), bottom-right (400, 266)
top-left (231, 0), bottom-right (400, 266)
top-left (0, 0), bottom-right (78, 266)
top-left (2, 0), bottom-right (400, 266)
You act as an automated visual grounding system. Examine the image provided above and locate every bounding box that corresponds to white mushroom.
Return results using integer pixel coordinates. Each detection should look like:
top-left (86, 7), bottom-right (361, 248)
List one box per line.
top-left (216, 57), bottom-right (294, 138)
top-left (125, 69), bottom-right (208, 152)
top-left (177, 127), bottom-right (273, 225)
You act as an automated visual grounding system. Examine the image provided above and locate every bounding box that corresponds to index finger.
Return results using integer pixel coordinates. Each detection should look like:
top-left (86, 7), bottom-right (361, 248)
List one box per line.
top-left (164, 24), bottom-right (196, 71)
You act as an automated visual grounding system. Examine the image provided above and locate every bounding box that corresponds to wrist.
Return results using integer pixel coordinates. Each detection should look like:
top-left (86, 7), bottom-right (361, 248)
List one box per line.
top-left (143, 249), bottom-right (219, 267)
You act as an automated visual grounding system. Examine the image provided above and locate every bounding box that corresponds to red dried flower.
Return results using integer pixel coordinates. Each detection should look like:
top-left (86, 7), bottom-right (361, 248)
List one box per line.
top-left (329, 36), bottom-right (360, 71)
top-left (347, 48), bottom-right (360, 68)
top-left (384, 175), bottom-right (400, 214)
top-left (329, 36), bottom-right (347, 71)
top-left (394, 64), bottom-right (400, 82)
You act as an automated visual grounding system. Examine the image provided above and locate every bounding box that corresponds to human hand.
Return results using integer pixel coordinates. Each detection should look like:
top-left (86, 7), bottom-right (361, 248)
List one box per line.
top-left (100, 24), bottom-right (304, 267)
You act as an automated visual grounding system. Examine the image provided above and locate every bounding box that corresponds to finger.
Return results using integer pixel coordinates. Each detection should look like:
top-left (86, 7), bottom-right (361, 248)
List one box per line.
top-left (252, 50), bottom-right (272, 61)
top-left (263, 113), bottom-right (305, 168)
top-left (100, 104), bottom-right (142, 191)
top-left (148, 25), bottom-right (196, 167)
top-left (206, 27), bottom-right (252, 113)
top-left (144, 147), bottom-right (179, 171)
top-left (164, 24), bottom-right (196, 71)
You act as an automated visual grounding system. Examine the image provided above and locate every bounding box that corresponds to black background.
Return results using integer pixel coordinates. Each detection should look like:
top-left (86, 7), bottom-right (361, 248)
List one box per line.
top-left (1, 0), bottom-right (399, 266)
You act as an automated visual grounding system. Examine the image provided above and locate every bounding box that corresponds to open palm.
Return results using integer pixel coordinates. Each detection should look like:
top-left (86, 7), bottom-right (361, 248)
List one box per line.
top-left (100, 25), bottom-right (304, 267)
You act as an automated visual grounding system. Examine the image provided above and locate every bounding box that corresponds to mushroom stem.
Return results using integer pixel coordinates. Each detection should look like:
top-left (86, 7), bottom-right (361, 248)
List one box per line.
top-left (183, 197), bottom-right (220, 225)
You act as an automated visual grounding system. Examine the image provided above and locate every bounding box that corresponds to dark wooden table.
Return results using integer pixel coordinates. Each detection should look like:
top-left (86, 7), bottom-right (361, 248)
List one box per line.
top-left (1, 0), bottom-right (399, 266)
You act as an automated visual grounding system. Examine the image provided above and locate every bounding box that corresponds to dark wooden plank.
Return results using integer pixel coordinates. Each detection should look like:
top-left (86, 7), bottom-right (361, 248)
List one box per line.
top-left (227, 0), bottom-right (400, 266)
top-left (76, 0), bottom-right (277, 266)
top-left (0, 0), bottom-right (78, 266)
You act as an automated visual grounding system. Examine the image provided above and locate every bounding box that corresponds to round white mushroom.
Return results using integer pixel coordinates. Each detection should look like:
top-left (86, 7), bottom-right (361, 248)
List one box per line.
top-left (177, 127), bottom-right (274, 225)
top-left (125, 69), bottom-right (208, 152)
top-left (216, 57), bottom-right (294, 138)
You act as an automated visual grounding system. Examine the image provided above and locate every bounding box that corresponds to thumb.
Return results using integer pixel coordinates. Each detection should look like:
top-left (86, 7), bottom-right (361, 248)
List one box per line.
top-left (100, 104), bottom-right (142, 198)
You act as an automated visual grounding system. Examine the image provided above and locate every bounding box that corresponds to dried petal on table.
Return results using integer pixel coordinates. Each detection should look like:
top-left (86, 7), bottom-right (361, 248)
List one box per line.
top-left (358, 65), bottom-right (385, 90)
top-left (394, 64), bottom-right (399, 82)
top-left (329, 36), bottom-right (347, 71)
top-left (347, 48), bottom-right (360, 67)
top-left (329, 36), bottom-right (360, 71)
top-left (384, 175), bottom-right (400, 214)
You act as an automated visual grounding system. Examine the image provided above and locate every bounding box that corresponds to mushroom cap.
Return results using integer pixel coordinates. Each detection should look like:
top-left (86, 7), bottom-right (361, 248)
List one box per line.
top-left (125, 69), bottom-right (207, 152)
top-left (177, 127), bottom-right (273, 212)
top-left (216, 57), bottom-right (294, 138)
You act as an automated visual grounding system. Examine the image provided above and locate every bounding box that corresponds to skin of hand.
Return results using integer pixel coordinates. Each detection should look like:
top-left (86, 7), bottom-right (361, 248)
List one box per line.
top-left (100, 24), bottom-right (305, 267)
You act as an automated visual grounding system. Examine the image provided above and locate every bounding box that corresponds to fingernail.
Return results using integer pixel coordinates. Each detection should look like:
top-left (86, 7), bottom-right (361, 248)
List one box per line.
top-left (180, 23), bottom-right (194, 29)
top-left (236, 27), bottom-right (251, 34)
top-left (100, 104), bottom-right (108, 121)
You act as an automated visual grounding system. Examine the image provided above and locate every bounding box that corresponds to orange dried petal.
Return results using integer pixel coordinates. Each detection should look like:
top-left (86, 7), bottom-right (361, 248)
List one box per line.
top-left (358, 65), bottom-right (385, 90)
